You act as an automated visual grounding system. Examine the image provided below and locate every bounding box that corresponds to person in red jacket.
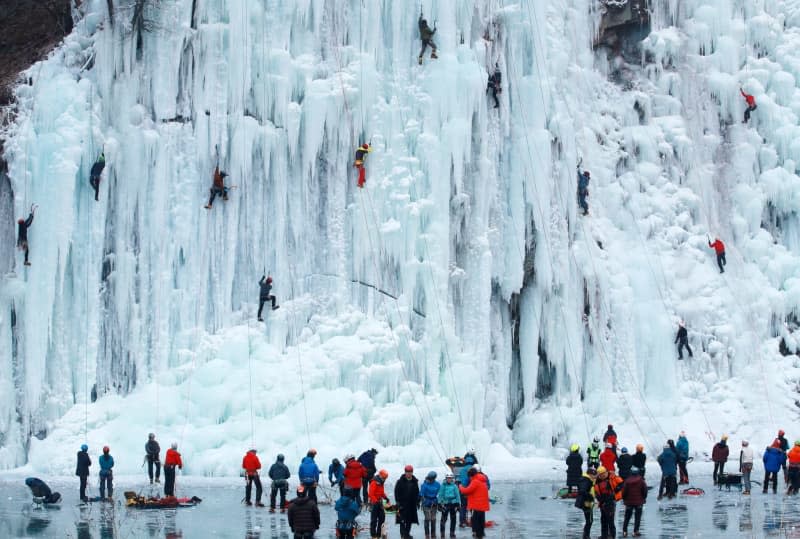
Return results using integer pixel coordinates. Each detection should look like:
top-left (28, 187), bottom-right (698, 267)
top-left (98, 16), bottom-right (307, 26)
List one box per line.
top-left (164, 442), bottom-right (183, 497)
top-left (354, 143), bottom-right (372, 188)
top-left (368, 469), bottom-right (390, 539)
top-left (204, 166), bottom-right (229, 209)
top-left (342, 454), bottom-right (366, 504)
top-left (600, 444), bottom-right (617, 472)
top-left (708, 237), bottom-right (726, 273)
top-left (459, 467), bottom-right (490, 538)
top-left (740, 88), bottom-right (757, 123)
top-left (242, 449), bottom-right (264, 507)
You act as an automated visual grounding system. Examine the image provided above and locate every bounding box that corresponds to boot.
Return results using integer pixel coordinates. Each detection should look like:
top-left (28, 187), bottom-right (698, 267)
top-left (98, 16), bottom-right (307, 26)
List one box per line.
top-left (204, 205), bottom-right (211, 209)
top-left (155, 478), bottom-right (160, 483)
top-left (256, 502), bottom-right (265, 507)
top-left (272, 305), bottom-right (280, 310)
top-left (431, 51), bottom-right (438, 59)
top-left (245, 501), bottom-right (252, 506)
top-left (150, 479), bottom-right (153, 484)
top-left (24, 261), bottom-right (31, 266)
top-left (258, 317), bottom-right (264, 322)
top-left (418, 56), bottom-right (423, 65)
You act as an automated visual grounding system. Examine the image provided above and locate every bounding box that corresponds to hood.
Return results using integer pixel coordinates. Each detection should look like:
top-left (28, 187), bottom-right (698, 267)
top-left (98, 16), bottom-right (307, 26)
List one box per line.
top-left (294, 496), bottom-right (312, 507)
top-left (471, 473), bottom-right (488, 486)
top-left (301, 456), bottom-right (315, 465)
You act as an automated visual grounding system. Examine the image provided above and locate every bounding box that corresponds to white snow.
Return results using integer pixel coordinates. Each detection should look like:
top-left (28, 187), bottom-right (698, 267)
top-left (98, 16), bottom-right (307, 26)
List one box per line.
top-left (1, 0), bottom-right (800, 479)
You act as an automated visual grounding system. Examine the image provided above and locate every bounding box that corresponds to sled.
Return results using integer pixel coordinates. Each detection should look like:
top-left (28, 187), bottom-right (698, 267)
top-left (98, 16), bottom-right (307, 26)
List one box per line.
top-left (554, 486), bottom-right (578, 499)
top-left (124, 492), bottom-right (202, 509)
top-left (681, 486), bottom-right (705, 496)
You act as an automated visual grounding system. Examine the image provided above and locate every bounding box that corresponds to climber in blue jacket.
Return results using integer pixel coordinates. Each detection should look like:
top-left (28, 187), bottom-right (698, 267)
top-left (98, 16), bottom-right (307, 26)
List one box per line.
top-left (298, 449), bottom-right (321, 502)
top-left (676, 432), bottom-right (690, 484)
top-left (419, 471), bottom-right (441, 538)
top-left (328, 458), bottom-right (345, 495)
top-left (334, 487), bottom-right (361, 539)
top-left (657, 441), bottom-right (678, 499)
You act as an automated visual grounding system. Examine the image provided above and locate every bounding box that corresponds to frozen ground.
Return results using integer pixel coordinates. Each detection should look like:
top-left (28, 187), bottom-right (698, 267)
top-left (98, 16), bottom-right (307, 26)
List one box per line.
top-left (3, 476), bottom-right (800, 538)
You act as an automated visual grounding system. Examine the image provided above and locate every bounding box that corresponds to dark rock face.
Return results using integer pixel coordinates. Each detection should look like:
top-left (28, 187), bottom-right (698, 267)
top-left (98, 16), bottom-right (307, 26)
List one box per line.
top-left (0, 0), bottom-right (72, 105)
top-left (595, 0), bottom-right (650, 50)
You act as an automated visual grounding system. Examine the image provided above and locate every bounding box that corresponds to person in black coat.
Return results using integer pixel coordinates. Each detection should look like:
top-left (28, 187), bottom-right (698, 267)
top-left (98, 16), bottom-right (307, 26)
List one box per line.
top-left (17, 205), bottom-right (35, 266)
top-left (566, 445), bottom-right (583, 491)
top-left (76, 444), bottom-right (91, 502)
top-left (487, 64), bottom-right (502, 108)
top-left (145, 433), bottom-right (161, 484)
top-left (394, 465), bottom-right (420, 539)
top-left (287, 485), bottom-right (320, 536)
top-left (617, 447), bottom-right (633, 479)
top-left (358, 448), bottom-right (378, 504)
top-left (675, 321), bottom-right (693, 359)
top-left (257, 275), bottom-right (279, 321)
top-left (89, 153), bottom-right (105, 201)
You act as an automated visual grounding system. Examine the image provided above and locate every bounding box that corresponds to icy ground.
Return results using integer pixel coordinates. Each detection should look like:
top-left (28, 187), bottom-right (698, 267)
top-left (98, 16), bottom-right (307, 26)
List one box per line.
top-left (4, 0), bottom-right (800, 474)
top-left (2, 476), bottom-right (800, 538)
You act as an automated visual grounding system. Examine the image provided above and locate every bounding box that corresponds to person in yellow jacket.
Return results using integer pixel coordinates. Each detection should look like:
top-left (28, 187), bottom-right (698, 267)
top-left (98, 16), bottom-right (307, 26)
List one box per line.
top-left (354, 143), bottom-right (372, 188)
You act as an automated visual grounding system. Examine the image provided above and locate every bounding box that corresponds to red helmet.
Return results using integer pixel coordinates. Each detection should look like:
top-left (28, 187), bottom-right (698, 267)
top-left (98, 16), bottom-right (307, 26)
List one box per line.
top-left (361, 143), bottom-right (369, 150)
top-left (779, 429), bottom-right (785, 436)
top-left (103, 446), bottom-right (110, 453)
top-left (404, 464), bottom-right (413, 472)
top-left (266, 276), bottom-right (273, 283)
top-left (585, 171), bottom-right (591, 178)
top-left (17, 218), bottom-right (24, 224)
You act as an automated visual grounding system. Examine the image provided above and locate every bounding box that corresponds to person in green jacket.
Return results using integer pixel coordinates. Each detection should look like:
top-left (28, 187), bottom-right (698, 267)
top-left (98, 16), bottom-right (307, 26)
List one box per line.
top-left (437, 473), bottom-right (460, 537)
top-left (418, 14), bottom-right (438, 64)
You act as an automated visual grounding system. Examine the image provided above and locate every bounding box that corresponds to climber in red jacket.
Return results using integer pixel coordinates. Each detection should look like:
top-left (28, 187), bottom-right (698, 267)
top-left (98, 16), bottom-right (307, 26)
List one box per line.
top-left (354, 143), bottom-right (372, 188)
top-left (708, 237), bottom-right (726, 273)
top-left (740, 88), bottom-right (757, 123)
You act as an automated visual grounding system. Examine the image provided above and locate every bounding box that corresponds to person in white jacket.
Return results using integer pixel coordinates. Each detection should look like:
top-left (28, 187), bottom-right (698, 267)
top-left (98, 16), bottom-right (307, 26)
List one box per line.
top-left (739, 440), bottom-right (754, 495)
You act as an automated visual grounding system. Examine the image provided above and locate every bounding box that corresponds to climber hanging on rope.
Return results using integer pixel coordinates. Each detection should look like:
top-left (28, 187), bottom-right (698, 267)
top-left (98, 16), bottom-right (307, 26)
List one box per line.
top-left (708, 236), bottom-right (726, 274)
top-left (418, 12), bottom-right (438, 65)
top-left (577, 163), bottom-right (590, 216)
top-left (204, 166), bottom-right (229, 209)
top-left (89, 152), bottom-right (105, 202)
top-left (354, 143), bottom-right (372, 188)
top-left (675, 320), bottom-right (693, 360)
top-left (740, 88), bottom-right (757, 123)
top-left (257, 275), bottom-right (279, 321)
top-left (487, 64), bottom-right (501, 109)
top-left (17, 204), bottom-right (36, 267)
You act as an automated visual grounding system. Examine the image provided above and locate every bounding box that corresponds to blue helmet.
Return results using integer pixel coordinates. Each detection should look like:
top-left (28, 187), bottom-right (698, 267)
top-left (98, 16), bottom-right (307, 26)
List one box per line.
top-left (620, 447), bottom-right (628, 454)
top-left (81, 444), bottom-right (88, 452)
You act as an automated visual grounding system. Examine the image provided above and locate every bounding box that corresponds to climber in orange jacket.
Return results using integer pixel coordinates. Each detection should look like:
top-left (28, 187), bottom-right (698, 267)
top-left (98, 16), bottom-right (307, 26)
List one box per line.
top-left (354, 143), bottom-right (372, 188)
top-left (459, 468), bottom-right (490, 538)
top-left (205, 166), bottom-right (229, 209)
top-left (740, 88), bottom-right (757, 123)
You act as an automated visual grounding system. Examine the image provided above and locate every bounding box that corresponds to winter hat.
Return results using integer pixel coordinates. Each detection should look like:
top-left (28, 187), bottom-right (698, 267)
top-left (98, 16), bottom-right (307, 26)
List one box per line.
top-left (404, 465), bottom-right (413, 472)
top-left (620, 447), bottom-right (629, 454)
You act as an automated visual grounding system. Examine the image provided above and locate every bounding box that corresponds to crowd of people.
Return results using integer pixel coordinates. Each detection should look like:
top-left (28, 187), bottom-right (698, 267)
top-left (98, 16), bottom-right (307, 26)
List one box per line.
top-left (566, 425), bottom-right (800, 538)
top-left (73, 439), bottom-right (491, 539)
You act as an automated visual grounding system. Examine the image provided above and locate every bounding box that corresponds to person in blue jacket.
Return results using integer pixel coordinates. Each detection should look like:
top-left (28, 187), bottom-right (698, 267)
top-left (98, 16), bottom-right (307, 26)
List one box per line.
top-left (420, 471), bottom-right (441, 538)
top-left (98, 445), bottom-right (114, 500)
top-left (763, 441), bottom-right (786, 494)
top-left (458, 450), bottom-right (478, 526)
top-left (358, 448), bottom-right (378, 506)
top-left (676, 432), bottom-right (690, 484)
top-left (334, 487), bottom-right (361, 539)
top-left (657, 441), bottom-right (678, 500)
top-left (328, 457), bottom-right (345, 495)
top-left (437, 472), bottom-right (460, 537)
top-left (298, 449), bottom-right (321, 503)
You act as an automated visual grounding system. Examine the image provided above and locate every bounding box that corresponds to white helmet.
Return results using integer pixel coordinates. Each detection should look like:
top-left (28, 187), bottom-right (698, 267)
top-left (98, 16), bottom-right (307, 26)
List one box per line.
top-left (344, 453), bottom-right (355, 462)
top-left (473, 464), bottom-right (481, 473)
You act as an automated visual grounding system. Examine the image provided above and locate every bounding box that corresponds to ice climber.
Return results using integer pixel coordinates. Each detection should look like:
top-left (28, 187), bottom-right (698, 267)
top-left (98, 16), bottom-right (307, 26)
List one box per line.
top-left (632, 444), bottom-right (647, 479)
top-left (708, 237), bottom-right (726, 273)
top-left (657, 441), bottom-right (678, 499)
top-left (621, 467), bottom-right (647, 538)
top-left (420, 471), bottom-right (441, 538)
top-left (676, 432), bottom-right (690, 484)
top-left (17, 205), bottom-right (35, 266)
top-left (164, 442), bottom-right (182, 497)
top-left (741, 87), bottom-right (757, 123)
top-left (600, 443), bottom-right (617, 472)
top-left (287, 485), bottom-right (320, 538)
top-left (739, 440), bottom-right (754, 495)
top-left (334, 487), bottom-right (360, 539)
top-left (487, 64), bottom-right (501, 108)
top-left (417, 14), bottom-right (438, 65)
top-left (368, 469), bottom-right (390, 539)
top-left (243, 449), bottom-right (264, 507)
top-left (299, 449), bottom-right (321, 503)
top-left (328, 457), bottom-right (344, 495)
top-left (763, 440), bottom-right (785, 494)
top-left (89, 152), bottom-right (105, 201)
top-left (675, 321), bottom-right (693, 360)
top-left (437, 472), bottom-right (460, 538)
top-left (358, 448), bottom-right (378, 506)
top-left (343, 454), bottom-right (366, 505)
top-left (603, 424), bottom-right (618, 448)
top-left (459, 467), bottom-right (490, 539)
top-left (566, 444), bottom-right (584, 491)
top-left (618, 447), bottom-right (633, 480)
top-left (711, 435), bottom-right (729, 485)
top-left (593, 466), bottom-right (622, 539)
top-left (354, 143), bottom-right (372, 188)
top-left (99, 445), bottom-right (114, 500)
top-left (269, 453), bottom-right (291, 511)
top-left (577, 167), bottom-right (590, 215)
top-left (575, 467), bottom-right (597, 539)
top-left (145, 433), bottom-right (161, 484)
top-left (204, 166), bottom-right (229, 209)
top-left (587, 438), bottom-right (601, 470)
top-left (458, 449), bottom-right (478, 526)
top-left (395, 464), bottom-right (420, 539)
top-left (787, 441), bottom-right (800, 494)
top-left (76, 444), bottom-right (91, 502)
top-left (257, 275), bottom-right (279, 321)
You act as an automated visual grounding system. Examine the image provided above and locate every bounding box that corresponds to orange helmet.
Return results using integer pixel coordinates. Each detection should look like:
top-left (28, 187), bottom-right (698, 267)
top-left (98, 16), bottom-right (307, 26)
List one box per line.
top-left (308, 448), bottom-right (317, 457)
top-left (378, 469), bottom-right (389, 479)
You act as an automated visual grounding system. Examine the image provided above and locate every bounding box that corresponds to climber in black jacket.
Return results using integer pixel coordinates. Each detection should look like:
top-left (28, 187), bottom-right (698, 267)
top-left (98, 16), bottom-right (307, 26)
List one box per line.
top-left (675, 320), bottom-right (693, 359)
top-left (258, 275), bottom-right (279, 321)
